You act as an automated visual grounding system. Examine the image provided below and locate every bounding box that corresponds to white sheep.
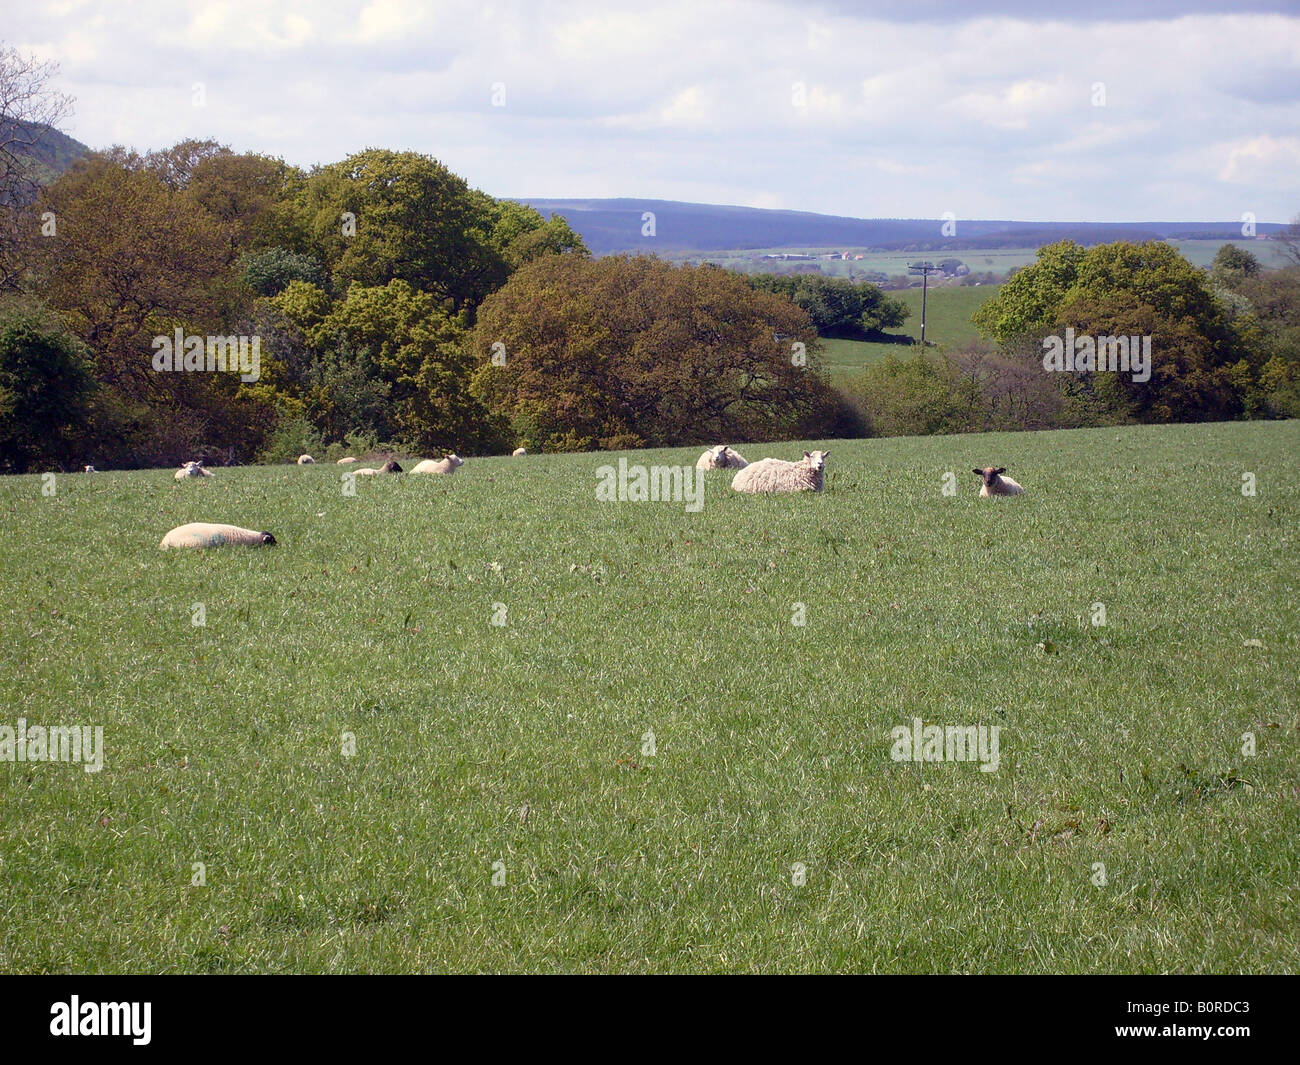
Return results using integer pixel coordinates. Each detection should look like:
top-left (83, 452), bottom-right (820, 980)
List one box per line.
top-left (512, 447), bottom-right (528, 457)
top-left (973, 466), bottom-right (1024, 497)
top-left (83, 465), bottom-right (96, 473)
top-left (337, 457), bottom-right (358, 464)
top-left (696, 445), bottom-right (748, 470)
top-left (731, 450), bottom-right (829, 494)
top-left (352, 459), bottom-right (403, 476)
top-left (174, 462), bottom-right (213, 480)
top-left (411, 454), bottom-right (464, 475)
top-left (297, 455), bottom-right (315, 465)
top-left (159, 523), bottom-right (277, 549)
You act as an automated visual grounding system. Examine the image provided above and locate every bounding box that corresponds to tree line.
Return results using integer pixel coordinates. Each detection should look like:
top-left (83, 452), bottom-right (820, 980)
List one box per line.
top-left (1, 51), bottom-right (1296, 470)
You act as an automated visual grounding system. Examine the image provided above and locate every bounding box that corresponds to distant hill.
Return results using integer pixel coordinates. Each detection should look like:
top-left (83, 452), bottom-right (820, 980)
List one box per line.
top-left (519, 197), bottom-right (1288, 255)
top-left (1, 119), bottom-right (89, 183)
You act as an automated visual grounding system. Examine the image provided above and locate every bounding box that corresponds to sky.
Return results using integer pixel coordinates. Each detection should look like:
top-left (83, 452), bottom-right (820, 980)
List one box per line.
top-left (5, 0), bottom-right (1299, 223)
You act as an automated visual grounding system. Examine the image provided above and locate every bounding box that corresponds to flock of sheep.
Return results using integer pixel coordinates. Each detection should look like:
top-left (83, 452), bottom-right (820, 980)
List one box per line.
top-left (152, 447), bottom-right (1024, 550)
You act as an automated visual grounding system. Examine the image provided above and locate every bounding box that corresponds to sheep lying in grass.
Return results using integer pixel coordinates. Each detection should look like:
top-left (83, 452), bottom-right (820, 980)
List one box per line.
top-left (353, 460), bottom-right (403, 476)
top-left (159, 523), bottom-right (277, 549)
top-left (731, 450), bottom-right (829, 494)
top-left (83, 465), bottom-right (95, 473)
top-left (696, 445), bottom-right (748, 470)
top-left (411, 454), bottom-right (464, 475)
top-left (973, 466), bottom-right (1024, 497)
top-left (297, 455), bottom-right (315, 465)
top-left (174, 462), bottom-right (213, 480)
top-left (512, 447), bottom-right (528, 457)
top-left (337, 457), bottom-right (358, 464)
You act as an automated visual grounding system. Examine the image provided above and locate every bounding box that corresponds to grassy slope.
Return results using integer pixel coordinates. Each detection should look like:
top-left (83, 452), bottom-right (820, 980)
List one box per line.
top-left (821, 284), bottom-right (1001, 383)
top-left (1, 419), bottom-right (1297, 973)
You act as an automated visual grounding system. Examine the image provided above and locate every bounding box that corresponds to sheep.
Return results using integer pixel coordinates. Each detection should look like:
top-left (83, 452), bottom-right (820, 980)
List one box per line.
top-left (696, 445), bottom-right (748, 470)
top-left (297, 455), bottom-right (315, 465)
top-left (512, 447), bottom-right (528, 457)
top-left (174, 462), bottom-right (213, 480)
top-left (352, 459), bottom-right (403, 476)
top-left (159, 523), bottom-right (277, 549)
top-left (411, 454), bottom-right (464, 475)
top-left (337, 457), bottom-right (358, 464)
top-left (973, 466), bottom-right (1024, 497)
top-left (731, 450), bottom-right (829, 494)
top-left (83, 465), bottom-right (95, 473)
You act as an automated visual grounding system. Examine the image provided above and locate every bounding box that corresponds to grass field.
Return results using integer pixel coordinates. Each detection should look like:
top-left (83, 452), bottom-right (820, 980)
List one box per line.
top-left (2, 419), bottom-right (1297, 973)
top-left (821, 284), bottom-right (1001, 383)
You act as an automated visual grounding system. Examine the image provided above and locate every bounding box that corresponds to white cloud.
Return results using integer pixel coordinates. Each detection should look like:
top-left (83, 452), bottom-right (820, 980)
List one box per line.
top-left (5, 0), bottom-right (1297, 222)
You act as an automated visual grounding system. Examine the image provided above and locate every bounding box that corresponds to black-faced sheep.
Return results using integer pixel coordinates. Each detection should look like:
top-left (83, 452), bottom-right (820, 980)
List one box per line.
top-left (973, 467), bottom-right (1024, 497)
top-left (353, 460), bottom-right (403, 475)
top-left (159, 523), bottom-right (277, 549)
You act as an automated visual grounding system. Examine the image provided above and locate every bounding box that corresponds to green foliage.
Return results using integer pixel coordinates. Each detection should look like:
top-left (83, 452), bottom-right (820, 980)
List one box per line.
top-left (971, 239), bottom-right (1275, 424)
top-left (484, 197), bottom-right (588, 266)
top-left (471, 255), bottom-right (838, 451)
top-left (256, 411), bottom-right (324, 465)
top-left (241, 247), bottom-right (326, 297)
top-left (309, 279), bottom-right (501, 452)
top-left (0, 297), bottom-right (96, 471)
top-left (1211, 243), bottom-right (1261, 284)
top-left (299, 149), bottom-right (509, 311)
top-left (746, 273), bottom-right (909, 337)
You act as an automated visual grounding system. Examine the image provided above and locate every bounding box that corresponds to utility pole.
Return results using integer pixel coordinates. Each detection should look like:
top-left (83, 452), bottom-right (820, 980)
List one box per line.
top-left (908, 261), bottom-right (938, 346)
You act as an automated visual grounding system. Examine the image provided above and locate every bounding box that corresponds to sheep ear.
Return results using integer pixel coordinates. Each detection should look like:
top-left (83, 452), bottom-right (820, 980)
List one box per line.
top-left (995, 467), bottom-right (1007, 475)
top-left (804, 451), bottom-right (811, 458)
top-left (821, 451), bottom-right (829, 459)
top-left (972, 469), bottom-right (983, 476)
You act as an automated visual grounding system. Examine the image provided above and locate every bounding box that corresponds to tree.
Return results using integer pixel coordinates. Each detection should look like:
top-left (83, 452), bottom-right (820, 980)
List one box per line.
top-left (0, 44), bottom-right (74, 291)
top-left (1211, 243), bottom-right (1261, 284)
top-left (971, 240), bottom-right (1088, 344)
top-left (309, 279), bottom-right (500, 450)
top-left (470, 255), bottom-right (834, 451)
top-left (972, 239), bottom-right (1258, 423)
top-left (35, 153), bottom-right (232, 393)
top-left (481, 197), bottom-right (588, 267)
top-left (299, 149), bottom-right (509, 312)
top-left (242, 247), bottom-right (327, 297)
top-left (1278, 212), bottom-right (1300, 269)
top-left (747, 273), bottom-right (909, 337)
top-left (30, 151), bottom-right (274, 465)
top-left (0, 297), bottom-right (95, 471)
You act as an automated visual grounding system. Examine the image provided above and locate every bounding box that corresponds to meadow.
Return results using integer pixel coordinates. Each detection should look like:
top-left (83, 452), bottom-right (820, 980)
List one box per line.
top-left (1, 418), bottom-right (1297, 973)
top-left (821, 283), bottom-right (1001, 383)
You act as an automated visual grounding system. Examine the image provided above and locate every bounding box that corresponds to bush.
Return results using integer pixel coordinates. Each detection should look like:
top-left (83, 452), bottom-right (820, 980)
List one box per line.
top-left (0, 298), bottom-right (97, 472)
top-left (258, 412), bottom-right (324, 464)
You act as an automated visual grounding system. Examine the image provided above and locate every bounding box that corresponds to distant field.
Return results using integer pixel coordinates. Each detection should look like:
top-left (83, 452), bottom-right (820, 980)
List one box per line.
top-left (2, 419), bottom-right (1297, 973)
top-left (672, 239), bottom-right (1293, 280)
top-left (820, 284), bottom-right (1002, 384)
